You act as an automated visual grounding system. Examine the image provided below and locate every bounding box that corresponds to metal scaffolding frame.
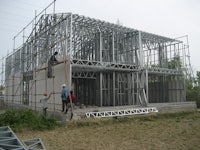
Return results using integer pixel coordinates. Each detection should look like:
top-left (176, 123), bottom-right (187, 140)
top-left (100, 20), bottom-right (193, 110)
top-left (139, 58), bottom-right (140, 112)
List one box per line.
top-left (0, 1), bottom-right (194, 112)
top-left (0, 126), bottom-right (45, 150)
top-left (0, 126), bottom-right (26, 150)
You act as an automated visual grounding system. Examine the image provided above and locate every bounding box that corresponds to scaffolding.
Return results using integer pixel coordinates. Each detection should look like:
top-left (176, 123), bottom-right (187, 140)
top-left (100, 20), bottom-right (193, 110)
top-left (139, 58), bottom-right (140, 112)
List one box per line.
top-left (0, 1), bottom-right (194, 113)
top-left (0, 126), bottom-right (46, 150)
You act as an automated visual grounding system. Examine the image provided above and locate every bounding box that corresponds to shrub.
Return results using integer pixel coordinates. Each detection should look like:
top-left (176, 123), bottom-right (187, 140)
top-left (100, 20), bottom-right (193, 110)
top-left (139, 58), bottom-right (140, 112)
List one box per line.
top-left (0, 109), bottom-right (57, 131)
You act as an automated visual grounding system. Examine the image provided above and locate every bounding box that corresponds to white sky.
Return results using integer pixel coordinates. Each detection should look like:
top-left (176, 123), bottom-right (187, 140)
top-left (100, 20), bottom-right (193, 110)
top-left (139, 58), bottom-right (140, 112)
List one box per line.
top-left (0, 0), bottom-right (199, 73)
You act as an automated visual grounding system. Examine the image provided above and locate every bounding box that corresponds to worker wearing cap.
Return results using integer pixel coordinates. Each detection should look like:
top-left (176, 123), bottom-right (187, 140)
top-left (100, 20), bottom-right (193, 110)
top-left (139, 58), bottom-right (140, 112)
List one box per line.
top-left (40, 92), bottom-right (52, 117)
top-left (61, 84), bottom-right (69, 112)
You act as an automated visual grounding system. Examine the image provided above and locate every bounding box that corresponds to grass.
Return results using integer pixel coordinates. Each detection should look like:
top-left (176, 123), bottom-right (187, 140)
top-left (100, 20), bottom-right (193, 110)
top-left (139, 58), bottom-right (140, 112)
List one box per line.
top-left (0, 109), bottom-right (57, 131)
top-left (15, 110), bottom-right (200, 150)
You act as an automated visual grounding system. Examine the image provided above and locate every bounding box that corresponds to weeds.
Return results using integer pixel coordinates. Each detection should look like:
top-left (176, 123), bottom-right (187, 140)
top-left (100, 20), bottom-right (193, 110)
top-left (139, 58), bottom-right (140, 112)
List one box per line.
top-left (0, 109), bottom-right (199, 132)
top-left (0, 109), bottom-right (57, 131)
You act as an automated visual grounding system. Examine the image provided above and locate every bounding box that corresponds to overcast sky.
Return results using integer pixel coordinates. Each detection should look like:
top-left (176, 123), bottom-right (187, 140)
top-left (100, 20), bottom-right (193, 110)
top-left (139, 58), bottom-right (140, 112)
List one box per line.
top-left (0, 0), bottom-right (199, 73)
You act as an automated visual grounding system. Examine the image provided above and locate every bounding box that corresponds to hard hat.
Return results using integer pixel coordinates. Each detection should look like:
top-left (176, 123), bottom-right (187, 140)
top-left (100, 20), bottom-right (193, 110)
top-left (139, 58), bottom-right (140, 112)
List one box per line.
top-left (62, 84), bottom-right (66, 87)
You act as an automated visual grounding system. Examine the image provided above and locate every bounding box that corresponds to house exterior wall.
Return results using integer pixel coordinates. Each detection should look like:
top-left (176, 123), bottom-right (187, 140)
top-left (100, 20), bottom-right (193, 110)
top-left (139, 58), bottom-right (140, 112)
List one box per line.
top-left (5, 72), bottom-right (22, 105)
top-left (148, 80), bottom-right (186, 103)
top-left (5, 56), bottom-right (71, 112)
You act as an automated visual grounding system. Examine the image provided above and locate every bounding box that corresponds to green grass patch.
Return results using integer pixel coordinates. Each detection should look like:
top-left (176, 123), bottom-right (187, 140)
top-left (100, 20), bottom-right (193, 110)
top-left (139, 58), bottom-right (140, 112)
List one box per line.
top-left (0, 109), bottom-right (57, 131)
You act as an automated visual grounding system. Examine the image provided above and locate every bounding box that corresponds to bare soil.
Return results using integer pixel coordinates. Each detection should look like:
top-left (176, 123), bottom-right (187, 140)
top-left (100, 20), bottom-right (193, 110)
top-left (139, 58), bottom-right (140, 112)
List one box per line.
top-left (17, 111), bottom-right (200, 150)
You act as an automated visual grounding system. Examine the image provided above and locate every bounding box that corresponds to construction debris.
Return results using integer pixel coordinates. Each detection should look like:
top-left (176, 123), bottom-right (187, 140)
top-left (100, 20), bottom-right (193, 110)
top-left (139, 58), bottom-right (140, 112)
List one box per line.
top-left (0, 126), bottom-right (46, 150)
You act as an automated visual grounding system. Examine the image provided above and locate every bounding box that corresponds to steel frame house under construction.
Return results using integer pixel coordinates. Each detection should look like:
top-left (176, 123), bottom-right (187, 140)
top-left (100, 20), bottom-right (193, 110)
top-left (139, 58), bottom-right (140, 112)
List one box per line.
top-left (2, 3), bottom-right (194, 116)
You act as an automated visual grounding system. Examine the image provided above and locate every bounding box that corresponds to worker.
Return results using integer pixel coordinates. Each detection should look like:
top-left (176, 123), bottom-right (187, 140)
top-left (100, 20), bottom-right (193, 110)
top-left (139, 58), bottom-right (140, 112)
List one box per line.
top-left (47, 51), bottom-right (58, 78)
top-left (40, 92), bottom-right (52, 117)
top-left (65, 90), bottom-right (76, 113)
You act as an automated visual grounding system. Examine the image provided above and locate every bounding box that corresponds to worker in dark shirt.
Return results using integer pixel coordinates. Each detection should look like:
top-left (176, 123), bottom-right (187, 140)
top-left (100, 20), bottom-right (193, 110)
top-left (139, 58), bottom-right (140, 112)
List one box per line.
top-left (47, 51), bottom-right (58, 78)
top-left (66, 90), bottom-right (76, 113)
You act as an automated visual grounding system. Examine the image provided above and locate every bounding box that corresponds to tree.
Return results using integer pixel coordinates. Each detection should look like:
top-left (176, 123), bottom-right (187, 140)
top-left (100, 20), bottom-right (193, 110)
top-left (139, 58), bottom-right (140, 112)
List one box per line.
top-left (0, 85), bottom-right (4, 91)
top-left (168, 55), bottom-right (182, 69)
top-left (186, 71), bottom-right (200, 108)
top-left (196, 71), bottom-right (200, 85)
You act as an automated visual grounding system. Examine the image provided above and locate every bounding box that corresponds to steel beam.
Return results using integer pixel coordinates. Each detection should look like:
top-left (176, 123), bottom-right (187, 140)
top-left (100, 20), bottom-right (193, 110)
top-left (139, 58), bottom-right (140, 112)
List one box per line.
top-left (86, 107), bottom-right (158, 118)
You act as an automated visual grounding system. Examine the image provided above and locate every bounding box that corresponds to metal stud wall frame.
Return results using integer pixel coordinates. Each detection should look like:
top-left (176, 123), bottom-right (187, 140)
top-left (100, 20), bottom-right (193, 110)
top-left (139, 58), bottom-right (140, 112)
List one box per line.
top-left (2, 1), bottom-right (193, 110)
top-left (0, 126), bottom-right (45, 150)
top-left (0, 126), bottom-right (26, 150)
